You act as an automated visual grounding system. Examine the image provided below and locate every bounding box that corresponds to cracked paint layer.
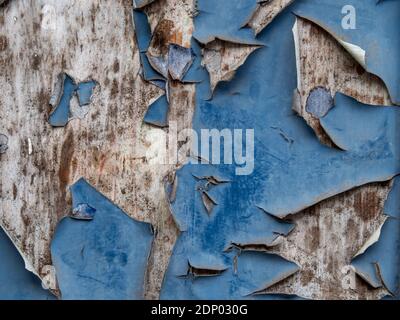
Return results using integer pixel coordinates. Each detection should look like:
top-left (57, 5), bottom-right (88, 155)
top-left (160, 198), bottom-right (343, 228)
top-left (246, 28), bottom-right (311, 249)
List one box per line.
top-left (161, 0), bottom-right (400, 299)
top-left (48, 73), bottom-right (97, 127)
top-left (193, 0), bottom-right (262, 45)
top-left (351, 177), bottom-right (400, 298)
top-left (144, 94), bottom-right (169, 127)
top-left (51, 178), bottom-right (154, 300)
top-left (202, 39), bottom-right (261, 95)
top-left (1, 0), bottom-right (399, 300)
top-left (293, 0), bottom-right (400, 105)
top-left (0, 227), bottom-right (54, 300)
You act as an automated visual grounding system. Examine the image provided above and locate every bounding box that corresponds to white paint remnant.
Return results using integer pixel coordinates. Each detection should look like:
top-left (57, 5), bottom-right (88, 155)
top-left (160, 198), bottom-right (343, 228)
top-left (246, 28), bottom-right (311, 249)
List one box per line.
top-left (292, 19), bottom-right (301, 93)
top-left (28, 138), bottom-right (33, 155)
top-left (337, 39), bottom-right (366, 69)
top-left (353, 216), bottom-right (387, 259)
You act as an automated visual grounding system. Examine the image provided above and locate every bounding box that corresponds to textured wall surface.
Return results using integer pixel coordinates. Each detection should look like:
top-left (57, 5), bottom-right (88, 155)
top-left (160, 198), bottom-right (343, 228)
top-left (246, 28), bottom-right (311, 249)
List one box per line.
top-left (0, 0), bottom-right (399, 300)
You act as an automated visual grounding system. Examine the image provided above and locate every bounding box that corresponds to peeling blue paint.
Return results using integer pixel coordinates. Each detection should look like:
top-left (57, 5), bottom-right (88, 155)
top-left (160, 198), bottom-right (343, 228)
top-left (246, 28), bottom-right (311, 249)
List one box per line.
top-left (140, 52), bottom-right (166, 81)
top-left (294, 0), bottom-right (400, 105)
top-left (51, 178), bottom-right (154, 300)
top-left (144, 94), bottom-right (169, 127)
top-left (0, 227), bottom-right (55, 300)
top-left (161, 0), bottom-right (400, 299)
top-left (320, 93), bottom-right (400, 152)
top-left (193, 0), bottom-right (262, 45)
top-left (351, 177), bottom-right (400, 298)
top-left (168, 44), bottom-right (196, 81)
top-left (132, 10), bottom-right (152, 53)
top-left (133, 0), bottom-right (156, 10)
top-left (48, 74), bottom-right (97, 127)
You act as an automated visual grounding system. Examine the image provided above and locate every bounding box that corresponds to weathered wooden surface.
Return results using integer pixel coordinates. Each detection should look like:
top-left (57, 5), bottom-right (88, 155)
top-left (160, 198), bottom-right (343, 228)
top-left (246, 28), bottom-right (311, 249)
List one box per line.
top-left (245, 0), bottom-right (293, 35)
top-left (0, 0), bottom-right (194, 299)
top-left (0, 0), bottom-right (393, 299)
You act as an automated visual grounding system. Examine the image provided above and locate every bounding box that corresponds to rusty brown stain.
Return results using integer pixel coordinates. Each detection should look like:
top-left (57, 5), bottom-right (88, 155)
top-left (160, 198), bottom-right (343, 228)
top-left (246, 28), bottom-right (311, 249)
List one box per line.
top-left (0, 35), bottom-right (8, 51)
top-left (151, 19), bottom-right (175, 54)
top-left (113, 58), bottom-right (120, 73)
top-left (12, 183), bottom-right (17, 200)
top-left (30, 54), bottom-right (41, 71)
top-left (58, 129), bottom-right (74, 209)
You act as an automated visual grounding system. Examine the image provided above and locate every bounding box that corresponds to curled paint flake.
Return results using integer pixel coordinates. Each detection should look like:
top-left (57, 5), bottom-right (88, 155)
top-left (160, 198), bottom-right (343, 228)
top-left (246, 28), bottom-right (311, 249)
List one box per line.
top-left (293, 0), bottom-right (400, 105)
top-left (143, 94), bottom-right (169, 127)
top-left (168, 44), bottom-right (195, 81)
top-left (48, 73), bottom-right (97, 127)
top-left (71, 203), bottom-right (96, 221)
top-left (146, 52), bottom-right (168, 78)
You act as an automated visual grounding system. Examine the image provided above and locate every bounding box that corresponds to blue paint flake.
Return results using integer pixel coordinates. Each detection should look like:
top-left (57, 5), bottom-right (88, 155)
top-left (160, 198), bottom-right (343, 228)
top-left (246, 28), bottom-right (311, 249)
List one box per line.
top-left (51, 178), bottom-right (154, 300)
top-left (0, 227), bottom-right (55, 300)
top-left (48, 74), bottom-right (97, 127)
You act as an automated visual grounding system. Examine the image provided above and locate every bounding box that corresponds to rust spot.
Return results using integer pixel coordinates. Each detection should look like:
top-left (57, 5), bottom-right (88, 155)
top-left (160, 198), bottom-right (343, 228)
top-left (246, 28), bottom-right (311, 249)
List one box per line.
top-left (143, 171), bottom-right (153, 190)
top-left (113, 59), bottom-right (120, 73)
top-left (58, 129), bottom-right (74, 211)
top-left (353, 185), bottom-right (385, 222)
top-left (300, 269), bottom-right (314, 286)
top-left (36, 89), bottom-right (51, 117)
top-left (151, 19), bottom-right (175, 55)
top-left (111, 79), bottom-right (119, 98)
top-left (12, 183), bottom-right (17, 200)
top-left (31, 54), bottom-right (41, 71)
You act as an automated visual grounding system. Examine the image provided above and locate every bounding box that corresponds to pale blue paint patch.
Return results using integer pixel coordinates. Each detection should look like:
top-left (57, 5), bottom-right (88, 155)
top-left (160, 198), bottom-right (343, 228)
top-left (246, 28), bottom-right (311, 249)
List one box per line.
top-left (51, 178), bottom-right (154, 300)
